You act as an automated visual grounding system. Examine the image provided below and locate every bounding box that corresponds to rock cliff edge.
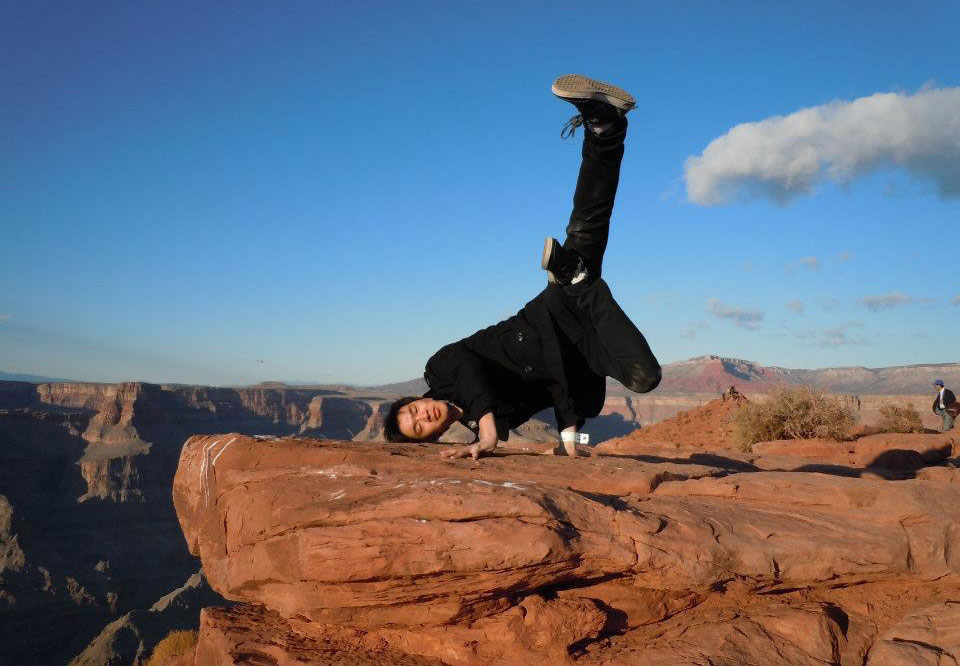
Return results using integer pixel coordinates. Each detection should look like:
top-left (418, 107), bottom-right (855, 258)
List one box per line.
top-left (173, 432), bottom-right (960, 665)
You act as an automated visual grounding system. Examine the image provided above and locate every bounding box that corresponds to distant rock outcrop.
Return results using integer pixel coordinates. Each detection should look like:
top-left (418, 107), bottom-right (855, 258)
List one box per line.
top-left (69, 570), bottom-right (226, 666)
top-left (647, 355), bottom-right (960, 396)
top-left (600, 391), bottom-right (748, 451)
top-left (173, 432), bottom-right (960, 665)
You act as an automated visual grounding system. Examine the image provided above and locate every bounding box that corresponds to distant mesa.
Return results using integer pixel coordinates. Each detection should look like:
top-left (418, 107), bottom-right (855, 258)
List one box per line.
top-left (251, 381), bottom-right (290, 389)
top-left (634, 355), bottom-right (960, 396)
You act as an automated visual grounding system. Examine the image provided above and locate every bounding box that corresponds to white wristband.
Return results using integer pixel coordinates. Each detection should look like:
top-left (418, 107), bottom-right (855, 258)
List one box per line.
top-left (561, 432), bottom-right (589, 445)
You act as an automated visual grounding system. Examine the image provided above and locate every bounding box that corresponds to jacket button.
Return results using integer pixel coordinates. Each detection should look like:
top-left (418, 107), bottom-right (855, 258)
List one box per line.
top-left (516, 332), bottom-right (524, 342)
top-left (523, 365), bottom-right (534, 374)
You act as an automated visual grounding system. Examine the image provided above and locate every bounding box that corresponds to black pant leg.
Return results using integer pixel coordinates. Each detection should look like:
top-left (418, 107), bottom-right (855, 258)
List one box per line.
top-left (567, 279), bottom-right (661, 394)
top-left (561, 127), bottom-right (626, 278)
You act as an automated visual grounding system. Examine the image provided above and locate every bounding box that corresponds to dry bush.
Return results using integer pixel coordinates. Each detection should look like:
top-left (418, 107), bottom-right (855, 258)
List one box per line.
top-left (735, 387), bottom-right (858, 450)
top-left (145, 630), bottom-right (197, 666)
top-left (876, 403), bottom-right (924, 434)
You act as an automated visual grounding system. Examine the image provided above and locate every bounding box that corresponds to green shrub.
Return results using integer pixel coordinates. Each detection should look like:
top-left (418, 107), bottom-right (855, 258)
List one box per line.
top-left (735, 387), bottom-right (858, 449)
top-left (145, 630), bottom-right (197, 666)
top-left (876, 403), bottom-right (924, 434)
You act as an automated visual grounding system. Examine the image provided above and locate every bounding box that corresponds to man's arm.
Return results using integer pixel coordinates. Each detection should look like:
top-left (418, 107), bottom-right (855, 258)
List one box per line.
top-left (440, 411), bottom-right (498, 460)
top-left (426, 343), bottom-right (498, 426)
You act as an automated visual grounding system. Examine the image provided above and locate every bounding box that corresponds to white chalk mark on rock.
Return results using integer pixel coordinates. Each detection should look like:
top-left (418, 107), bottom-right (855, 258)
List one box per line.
top-left (211, 437), bottom-right (236, 467)
top-left (199, 437), bottom-right (238, 507)
top-left (471, 479), bottom-right (527, 490)
top-left (199, 439), bottom-right (220, 507)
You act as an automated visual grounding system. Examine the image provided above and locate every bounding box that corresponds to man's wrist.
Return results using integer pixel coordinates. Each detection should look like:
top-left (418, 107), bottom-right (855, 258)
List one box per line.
top-left (560, 431), bottom-right (589, 445)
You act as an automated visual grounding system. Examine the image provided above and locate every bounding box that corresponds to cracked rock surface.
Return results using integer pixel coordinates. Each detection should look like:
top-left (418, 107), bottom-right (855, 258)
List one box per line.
top-left (173, 433), bottom-right (960, 665)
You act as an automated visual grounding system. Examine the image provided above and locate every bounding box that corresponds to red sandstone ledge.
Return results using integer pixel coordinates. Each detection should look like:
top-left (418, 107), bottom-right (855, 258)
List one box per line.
top-left (173, 433), bottom-right (960, 665)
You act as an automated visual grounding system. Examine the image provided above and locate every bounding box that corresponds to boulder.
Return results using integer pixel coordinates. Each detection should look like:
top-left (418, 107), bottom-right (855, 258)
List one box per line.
top-left (865, 601), bottom-right (960, 665)
top-left (173, 434), bottom-right (960, 665)
top-left (752, 432), bottom-right (957, 471)
top-left (598, 604), bottom-right (845, 666)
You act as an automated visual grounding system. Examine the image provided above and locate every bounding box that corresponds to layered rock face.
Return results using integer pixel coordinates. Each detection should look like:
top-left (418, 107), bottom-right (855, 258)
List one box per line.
top-left (0, 406), bottom-right (110, 664)
top-left (174, 432), bottom-right (960, 665)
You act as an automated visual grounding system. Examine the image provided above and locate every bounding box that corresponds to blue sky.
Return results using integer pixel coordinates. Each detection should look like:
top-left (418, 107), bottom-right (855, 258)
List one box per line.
top-left (2, 1), bottom-right (959, 385)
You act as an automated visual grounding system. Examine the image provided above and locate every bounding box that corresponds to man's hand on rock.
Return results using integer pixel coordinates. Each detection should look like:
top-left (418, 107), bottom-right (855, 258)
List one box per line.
top-left (440, 411), bottom-right (499, 460)
top-left (440, 439), bottom-right (497, 461)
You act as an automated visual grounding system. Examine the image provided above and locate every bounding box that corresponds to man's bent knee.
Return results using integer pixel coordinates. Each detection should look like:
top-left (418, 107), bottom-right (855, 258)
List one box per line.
top-left (624, 364), bottom-right (661, 394)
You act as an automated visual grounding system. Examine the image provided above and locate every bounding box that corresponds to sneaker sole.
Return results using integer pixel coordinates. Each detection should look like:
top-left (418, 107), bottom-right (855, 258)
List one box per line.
top-left (542, 237), bottom-right (559, 284)
top-left (551, 74), bottom-right (636, 112)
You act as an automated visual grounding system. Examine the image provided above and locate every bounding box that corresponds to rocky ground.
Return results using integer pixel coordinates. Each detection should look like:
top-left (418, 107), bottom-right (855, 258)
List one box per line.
top-left (600, 388), bottom-right (749, 450)
top-left (169, 397), bottom-right (960, 665)
top-left (2, 379), bottom-right (956, 665)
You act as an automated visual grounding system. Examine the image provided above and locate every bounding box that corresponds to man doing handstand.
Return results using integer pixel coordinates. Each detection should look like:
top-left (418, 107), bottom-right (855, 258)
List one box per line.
top-left (384, 75), bottom-right (661, 459)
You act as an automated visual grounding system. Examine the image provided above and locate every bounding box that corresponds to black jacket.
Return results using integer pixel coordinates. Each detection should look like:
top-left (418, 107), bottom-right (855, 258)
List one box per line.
top-left (423, 284), bottom-right (606, 440)
top-left (933, 388), bottom-right (956, 414)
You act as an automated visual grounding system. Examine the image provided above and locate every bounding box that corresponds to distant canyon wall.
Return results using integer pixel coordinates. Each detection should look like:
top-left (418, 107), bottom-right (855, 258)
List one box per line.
top-left (647, 355), bottom-right (960, 396)
top-left (0, 381), bottom-right (385, 665)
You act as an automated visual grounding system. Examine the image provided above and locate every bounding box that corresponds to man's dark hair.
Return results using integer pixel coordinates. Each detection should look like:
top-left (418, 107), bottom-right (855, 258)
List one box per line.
top-left (383, 396), bottom-right (419, 442)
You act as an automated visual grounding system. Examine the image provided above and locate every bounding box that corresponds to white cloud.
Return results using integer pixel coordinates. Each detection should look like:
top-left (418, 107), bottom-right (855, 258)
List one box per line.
top-left (859, 291), bottom-right (913, 311)
top-left (641, 291), bottom-right (679, 305)
top-left (786, 256), bottom-right (820, 272)
top-left (819, 298), bottom-right (842, 312)
top-left (794, 322), bottom-right (865, 348)
top-left (708, 299), bottom-right (764, 330)
top-left (786, 300), bottom-right (805, 315)
top-left (685, 87), bottom-right (960, 205)
top-left (819, 323), bottom-right (866, 348)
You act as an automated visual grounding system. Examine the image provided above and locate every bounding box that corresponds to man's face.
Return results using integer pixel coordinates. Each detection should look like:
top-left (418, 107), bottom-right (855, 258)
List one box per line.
top-left (397, 398), bottom-right (456, 441)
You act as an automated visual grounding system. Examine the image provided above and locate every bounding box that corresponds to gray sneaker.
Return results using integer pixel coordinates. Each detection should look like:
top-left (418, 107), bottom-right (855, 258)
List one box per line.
top-left (551, 74), bottom-right (636, 112)
top-left (552, 75), bottom-right (635, 138)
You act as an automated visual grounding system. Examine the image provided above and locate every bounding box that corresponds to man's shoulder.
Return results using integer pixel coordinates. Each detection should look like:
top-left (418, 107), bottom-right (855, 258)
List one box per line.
top-left (427, 339), bottom-right (471, 364)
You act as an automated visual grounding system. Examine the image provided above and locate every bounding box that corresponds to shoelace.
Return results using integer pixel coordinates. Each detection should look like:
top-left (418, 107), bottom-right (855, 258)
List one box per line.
top-left (560, 114), bottom-right (584, 139)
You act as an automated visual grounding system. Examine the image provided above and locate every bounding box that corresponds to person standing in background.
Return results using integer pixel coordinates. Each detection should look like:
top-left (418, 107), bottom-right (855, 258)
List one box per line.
top-left (932, 379), bottom-right (956, 431)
